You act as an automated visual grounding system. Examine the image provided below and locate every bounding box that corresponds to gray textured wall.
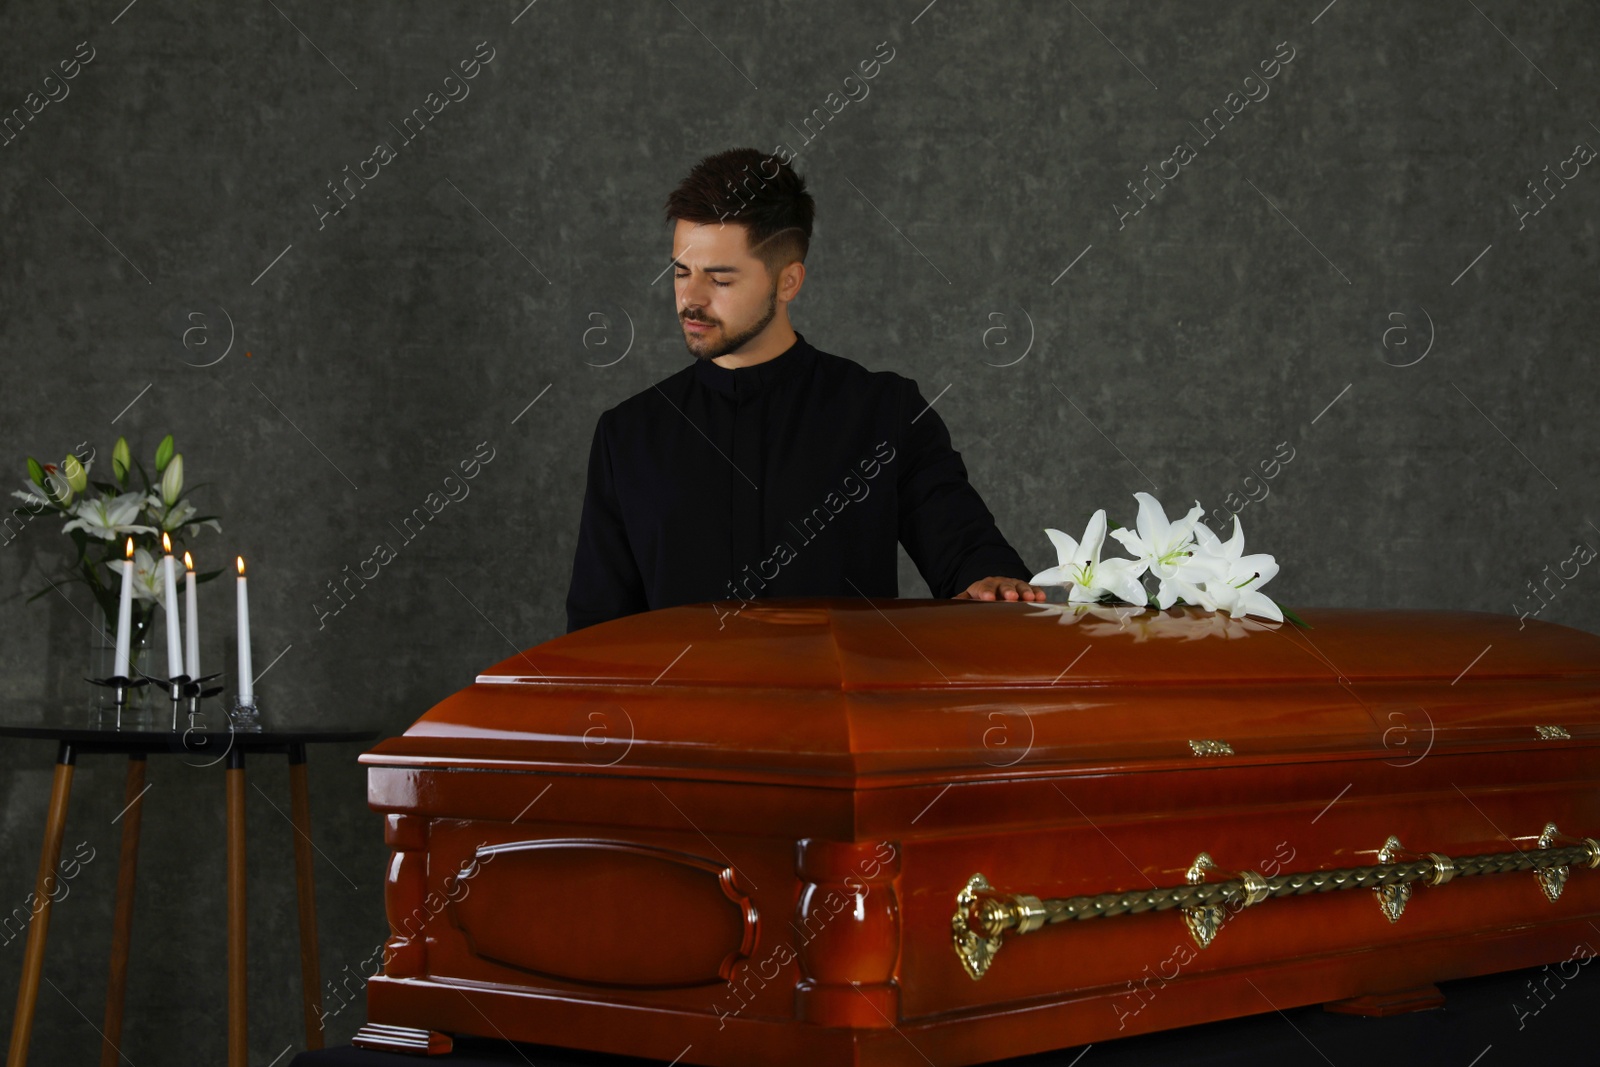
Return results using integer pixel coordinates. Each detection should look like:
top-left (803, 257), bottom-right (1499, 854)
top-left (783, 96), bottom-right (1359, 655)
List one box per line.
top-left (1, 1), bottom-right (1596, 1063)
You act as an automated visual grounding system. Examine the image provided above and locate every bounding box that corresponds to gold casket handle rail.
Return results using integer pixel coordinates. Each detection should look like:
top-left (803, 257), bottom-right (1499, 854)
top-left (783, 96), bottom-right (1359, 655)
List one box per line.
top-left (952, 829), bottom-right (1600, 980)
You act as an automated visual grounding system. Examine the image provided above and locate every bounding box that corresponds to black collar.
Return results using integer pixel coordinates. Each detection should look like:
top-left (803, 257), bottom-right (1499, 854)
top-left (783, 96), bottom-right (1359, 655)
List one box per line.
top-left (692, 331), bottom-right (815, 399)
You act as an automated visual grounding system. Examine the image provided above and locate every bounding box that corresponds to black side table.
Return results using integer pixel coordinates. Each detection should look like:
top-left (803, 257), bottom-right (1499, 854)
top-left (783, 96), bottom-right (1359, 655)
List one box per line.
top-left (0, 718), bottom-right (377, 1067)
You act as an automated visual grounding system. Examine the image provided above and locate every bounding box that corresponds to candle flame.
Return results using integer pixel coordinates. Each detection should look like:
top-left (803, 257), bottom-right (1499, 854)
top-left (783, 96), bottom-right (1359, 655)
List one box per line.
top-left (184, 551), bottom-right (194, 571)
top-left (162, 531), bottom-right (172, 554)
top-left (237, 556), bottom-right (246, 576)
top-left (125, 537), bottom-right (134, 559)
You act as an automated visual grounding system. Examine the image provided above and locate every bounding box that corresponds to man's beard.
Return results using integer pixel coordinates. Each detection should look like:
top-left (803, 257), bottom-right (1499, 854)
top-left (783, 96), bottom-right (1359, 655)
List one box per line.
top-left (683, 283), bottom-right (778, 361)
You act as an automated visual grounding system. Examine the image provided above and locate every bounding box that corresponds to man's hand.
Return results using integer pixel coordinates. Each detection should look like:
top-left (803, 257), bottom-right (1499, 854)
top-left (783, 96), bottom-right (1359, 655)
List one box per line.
top-left (955, 576), bottom-right (1045, 602)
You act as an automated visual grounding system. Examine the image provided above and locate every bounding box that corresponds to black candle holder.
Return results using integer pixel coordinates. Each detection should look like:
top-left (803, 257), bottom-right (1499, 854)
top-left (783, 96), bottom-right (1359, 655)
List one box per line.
top-left (183, 672), bottom-right (225, 729)
top-left (84, 674), bottom-right (151, 729)
top-left (89, 665), bottom-right (243, 732)
top-left (126, 667), bottom-right (224, 730)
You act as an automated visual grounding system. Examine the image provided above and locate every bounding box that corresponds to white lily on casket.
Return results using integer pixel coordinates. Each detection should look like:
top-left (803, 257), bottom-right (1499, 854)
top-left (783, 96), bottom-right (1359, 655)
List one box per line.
top-left (1027, 508), bottom-right (1149, 606)
top-left (1191, 513), bottom-right (1283, 623)
top-left (1108, 492), bottom-right (1226, 610)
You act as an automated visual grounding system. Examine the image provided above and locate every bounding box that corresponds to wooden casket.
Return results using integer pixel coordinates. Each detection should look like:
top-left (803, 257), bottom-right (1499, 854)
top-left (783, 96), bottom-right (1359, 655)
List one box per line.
top-left (355, 598), bottom-right (1600, 1065)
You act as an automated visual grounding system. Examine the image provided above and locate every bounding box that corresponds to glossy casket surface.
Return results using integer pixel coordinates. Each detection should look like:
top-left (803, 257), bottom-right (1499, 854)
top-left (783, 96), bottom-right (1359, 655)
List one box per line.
top-left (360, 599), bottom-right (1600, 1065)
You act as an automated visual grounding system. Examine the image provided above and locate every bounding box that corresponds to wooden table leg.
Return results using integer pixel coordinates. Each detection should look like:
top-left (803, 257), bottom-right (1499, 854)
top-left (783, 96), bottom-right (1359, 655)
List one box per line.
top-left (226, 748), bottom-right (247, 1067)
top-left (287, 744), bottom-right (325, 1049)
top-left (6, 741), bottom-right (77, 1067)
top-left (99, 754), bottom-right (147, 1067)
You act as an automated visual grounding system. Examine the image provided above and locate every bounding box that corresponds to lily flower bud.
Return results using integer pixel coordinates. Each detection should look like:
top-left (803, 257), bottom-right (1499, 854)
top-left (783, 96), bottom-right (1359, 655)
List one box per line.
top-left (112, 436), bottom-right (131, 483)
top-left (62, 454), bottom-right (87, 493)
top-left (160, 453), bottom-right (184, 507)
top-left (155, 434), bottom-right (175, 473)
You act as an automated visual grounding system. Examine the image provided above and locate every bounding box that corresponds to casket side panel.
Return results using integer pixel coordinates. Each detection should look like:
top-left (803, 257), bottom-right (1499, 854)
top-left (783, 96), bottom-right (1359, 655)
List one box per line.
top-left (368, 770), bottom-right (820, 1023)
top-left (445, 838), bottom-right (757, 988)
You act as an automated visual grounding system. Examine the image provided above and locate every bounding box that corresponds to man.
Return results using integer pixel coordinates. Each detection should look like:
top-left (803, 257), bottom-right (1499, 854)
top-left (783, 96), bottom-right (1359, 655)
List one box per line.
top-left (564, 147), bottom-right (1040, 633)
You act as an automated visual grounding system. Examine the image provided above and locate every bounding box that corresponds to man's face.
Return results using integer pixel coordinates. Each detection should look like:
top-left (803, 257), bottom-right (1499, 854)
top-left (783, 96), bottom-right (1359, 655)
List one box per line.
top-left (672, 219), bottom-right (780, 361)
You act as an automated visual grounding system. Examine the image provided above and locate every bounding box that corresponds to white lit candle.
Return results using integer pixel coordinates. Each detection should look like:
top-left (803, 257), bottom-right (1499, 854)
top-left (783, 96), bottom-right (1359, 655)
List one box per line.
top-left (184, 551), bottom-right (200, 680)
top-left (161, 532), bottom-right (183, 679)
top-left (236, 556), bottom-right (253, 705)
top-left (113, 537), bottom-right (135, 678)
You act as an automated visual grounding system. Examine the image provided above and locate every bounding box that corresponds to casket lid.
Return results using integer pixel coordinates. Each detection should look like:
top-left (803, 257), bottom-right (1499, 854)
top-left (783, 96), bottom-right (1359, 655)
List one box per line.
top-left (362, 599), bottom-right (1600, 785)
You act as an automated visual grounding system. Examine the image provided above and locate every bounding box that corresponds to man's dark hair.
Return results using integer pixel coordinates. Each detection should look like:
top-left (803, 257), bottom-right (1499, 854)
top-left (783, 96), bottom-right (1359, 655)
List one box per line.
top-left (664, 147), bottom-right (814, 283)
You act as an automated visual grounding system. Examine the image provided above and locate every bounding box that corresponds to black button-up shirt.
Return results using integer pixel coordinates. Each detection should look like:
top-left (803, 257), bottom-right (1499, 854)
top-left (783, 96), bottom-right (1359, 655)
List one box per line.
top-left (565, 331), bottom-right (1033, 632)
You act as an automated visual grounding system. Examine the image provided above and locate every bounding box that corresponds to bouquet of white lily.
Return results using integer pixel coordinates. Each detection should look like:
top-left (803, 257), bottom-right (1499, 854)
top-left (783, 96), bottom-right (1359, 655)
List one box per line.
top-left (1029, 491), bottom-right (1302, 625)
top-left (15, 433), bottom-right (223, 642)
